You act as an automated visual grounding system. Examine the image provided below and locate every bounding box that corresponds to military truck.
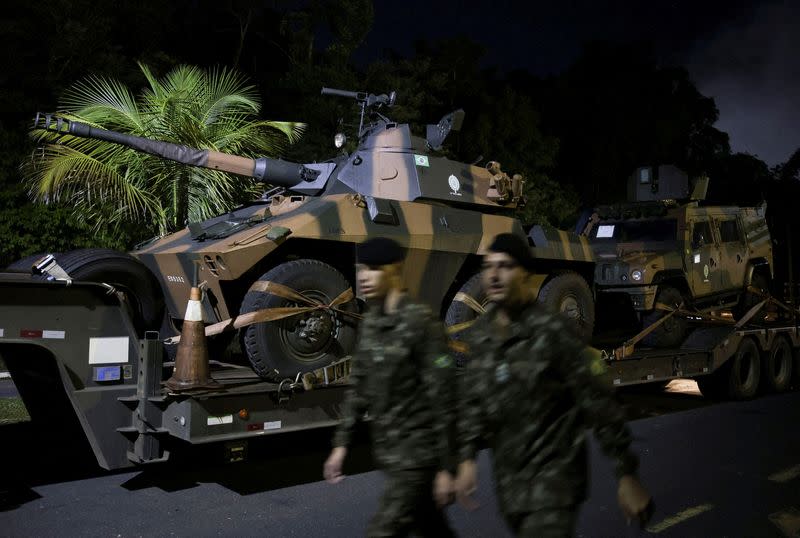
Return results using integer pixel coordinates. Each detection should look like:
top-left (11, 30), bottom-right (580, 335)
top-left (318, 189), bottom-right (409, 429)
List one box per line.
top-left (582, 165), bottom-right (773, 347)
top-left (25, 88), bottom-right (595, 379)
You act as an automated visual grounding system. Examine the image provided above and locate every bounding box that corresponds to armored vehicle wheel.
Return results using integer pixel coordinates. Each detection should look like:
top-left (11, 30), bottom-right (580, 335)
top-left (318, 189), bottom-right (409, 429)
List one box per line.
top-left (7, 249), bottom-right (163, 335)
top-left (537, 272), bottom-right (595, 343)
top-left (445, 274), bottom-right (489, 366)
top-left (241, 260), bottom-right (358, 378)
top-left (725, 337), bottom-right (761, 400)
top-left (761, 336), bottom-right (793, 393)
top-left (641, 286), bottom-right (688, 348)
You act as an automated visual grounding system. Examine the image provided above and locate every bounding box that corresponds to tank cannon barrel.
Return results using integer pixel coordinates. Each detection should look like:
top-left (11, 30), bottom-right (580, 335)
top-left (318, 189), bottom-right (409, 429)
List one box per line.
top-left (32, 113), bottom-right (319, 187)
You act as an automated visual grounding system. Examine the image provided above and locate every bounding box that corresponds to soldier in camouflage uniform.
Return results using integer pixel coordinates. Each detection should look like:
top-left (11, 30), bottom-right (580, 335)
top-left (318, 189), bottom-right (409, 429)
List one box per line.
top-left (323, 237), bottom-right (457, 537)
top-left (454, 233), bottom-right (653, 537)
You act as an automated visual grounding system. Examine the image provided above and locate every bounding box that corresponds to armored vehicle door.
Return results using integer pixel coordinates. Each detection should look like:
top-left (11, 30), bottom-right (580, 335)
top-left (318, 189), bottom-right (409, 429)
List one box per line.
top-left (687, 218), bottom-right (719, 297)
top-left (714, 215), bottom-right (748, 290)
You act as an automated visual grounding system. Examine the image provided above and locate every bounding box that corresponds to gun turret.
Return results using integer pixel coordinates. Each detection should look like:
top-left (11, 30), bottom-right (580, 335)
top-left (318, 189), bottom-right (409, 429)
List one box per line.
top-left (33, 113), bottom-right (322, 190)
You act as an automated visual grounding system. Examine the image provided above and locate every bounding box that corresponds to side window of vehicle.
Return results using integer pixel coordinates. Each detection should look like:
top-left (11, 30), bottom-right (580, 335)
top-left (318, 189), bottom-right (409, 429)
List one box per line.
top-left (692, 221), bottom-right (713, 248)
top-left (718, 219), bottom-right (742, 243)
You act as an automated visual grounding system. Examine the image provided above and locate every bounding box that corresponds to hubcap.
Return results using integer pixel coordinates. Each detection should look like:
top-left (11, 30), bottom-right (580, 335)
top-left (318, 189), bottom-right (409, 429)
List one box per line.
top-left (278, 290), bottom-right (341, 362)
top-left (560, 295), bottom-right (581, 320)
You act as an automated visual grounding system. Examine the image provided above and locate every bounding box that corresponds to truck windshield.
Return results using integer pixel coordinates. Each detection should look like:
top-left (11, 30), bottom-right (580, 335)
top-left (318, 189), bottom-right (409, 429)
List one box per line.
top-left (591, 218), bottom-right (678, 242)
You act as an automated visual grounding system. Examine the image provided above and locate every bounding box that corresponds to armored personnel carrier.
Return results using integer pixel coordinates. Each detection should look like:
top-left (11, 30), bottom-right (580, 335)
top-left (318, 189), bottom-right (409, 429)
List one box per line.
top-left (583, 165), bottom-right (773, 347)
top-left (29, 88), bottom-right (595, 377)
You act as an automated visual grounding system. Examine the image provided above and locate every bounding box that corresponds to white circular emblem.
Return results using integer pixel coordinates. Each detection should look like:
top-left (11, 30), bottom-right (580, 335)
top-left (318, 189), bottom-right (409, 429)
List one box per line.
top-left (448, 174), bottom-right (461, 195)
top-left (703, 264), bottom-right (709, 278)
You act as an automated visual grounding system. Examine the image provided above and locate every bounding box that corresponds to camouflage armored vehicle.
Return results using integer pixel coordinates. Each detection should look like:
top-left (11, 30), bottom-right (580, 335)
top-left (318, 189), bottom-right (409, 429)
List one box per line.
top-left (583, 165), bottom-right (773, 347)
top-left (29, 88), bottom-right (595, 377)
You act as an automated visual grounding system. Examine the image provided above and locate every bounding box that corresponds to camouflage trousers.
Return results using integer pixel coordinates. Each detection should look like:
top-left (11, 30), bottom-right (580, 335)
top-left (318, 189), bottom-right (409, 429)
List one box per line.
top-left (506, 506), bottom-right (579, 538)
top-left (367, 467), bottom-right (455, 538)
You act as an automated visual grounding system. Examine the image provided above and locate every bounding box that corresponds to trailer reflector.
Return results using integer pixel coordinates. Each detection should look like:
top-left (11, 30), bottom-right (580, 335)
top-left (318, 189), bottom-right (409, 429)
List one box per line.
top-left (246, 423), bottom-right (264, 431)
top-left (20, 329), bottom-right (43, 338)
top-left (264, 421), bottom-right (282, 431)
top-left (0, 328), bottom-right (4, 337)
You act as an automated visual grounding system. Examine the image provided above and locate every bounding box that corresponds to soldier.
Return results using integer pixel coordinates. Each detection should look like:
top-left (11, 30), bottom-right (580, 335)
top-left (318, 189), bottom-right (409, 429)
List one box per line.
top-left (323, 237), bottom-right (457, 537)
top-left (454, 233), bottom-right (653, 537)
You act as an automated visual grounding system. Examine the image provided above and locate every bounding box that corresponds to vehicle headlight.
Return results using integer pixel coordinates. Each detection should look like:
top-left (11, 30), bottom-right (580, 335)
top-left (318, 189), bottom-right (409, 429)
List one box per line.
top-left (334, 132), bottom-right (346, 148)
top-left (631, 270), bottom-right (643, 281)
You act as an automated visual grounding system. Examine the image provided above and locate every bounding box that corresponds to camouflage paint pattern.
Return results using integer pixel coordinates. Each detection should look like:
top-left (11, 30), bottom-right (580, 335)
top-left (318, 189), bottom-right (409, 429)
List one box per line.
top-left (36, 100), bottom-right (594, 377)
top-left (333, 298), bottom-right (455, 470)
top-left (588, 202), bottom-right (772, 312)
top-left (332, 297), bottom-right (456, 535)
top-left (366, 467), bottom-right (455, 538)
top-left (457, 301), bottom-right (638, 519)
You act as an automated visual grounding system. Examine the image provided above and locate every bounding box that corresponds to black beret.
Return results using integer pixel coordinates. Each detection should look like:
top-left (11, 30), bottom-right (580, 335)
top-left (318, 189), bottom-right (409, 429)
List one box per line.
top-left (357, 237), bottom-right (405, 266)
top-left (487, 233), bottom-right (534, 271)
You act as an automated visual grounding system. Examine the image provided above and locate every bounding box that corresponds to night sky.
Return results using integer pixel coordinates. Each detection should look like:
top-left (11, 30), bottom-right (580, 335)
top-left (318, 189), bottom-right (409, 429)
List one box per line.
top-left (360, 0), bottom-right (798, 166)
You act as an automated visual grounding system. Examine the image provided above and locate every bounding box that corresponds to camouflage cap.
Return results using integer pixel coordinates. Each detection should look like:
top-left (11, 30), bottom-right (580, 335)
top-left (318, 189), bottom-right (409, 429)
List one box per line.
top-left (357, 237), bottom-right (405, 266)
top-left (487, 233), bottom-right (534, 271)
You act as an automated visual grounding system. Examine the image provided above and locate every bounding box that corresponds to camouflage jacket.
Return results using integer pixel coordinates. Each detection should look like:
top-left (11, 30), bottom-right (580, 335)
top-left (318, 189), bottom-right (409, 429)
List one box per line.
top-left (457, 301), bottom-right (638, 514)
top-left (333, 296), bottom-right (456, 471)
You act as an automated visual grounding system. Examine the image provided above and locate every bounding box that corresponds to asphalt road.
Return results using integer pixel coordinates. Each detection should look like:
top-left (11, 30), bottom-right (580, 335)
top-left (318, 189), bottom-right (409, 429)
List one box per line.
top-left (1, 385), bottom-right (799, 537)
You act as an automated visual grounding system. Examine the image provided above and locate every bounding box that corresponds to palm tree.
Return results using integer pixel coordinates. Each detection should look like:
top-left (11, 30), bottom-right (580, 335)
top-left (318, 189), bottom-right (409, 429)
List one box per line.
top-left (24, 63), bottom-right (304, 236)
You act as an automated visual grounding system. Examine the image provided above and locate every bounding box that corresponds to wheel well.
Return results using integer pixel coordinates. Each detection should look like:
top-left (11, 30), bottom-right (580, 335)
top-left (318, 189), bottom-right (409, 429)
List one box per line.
top-left (651, 271), bottom-right (690, 296)
top-left (747, 260), bottom-right (772, 285)
top-left (438, 254), bottom-right (483, 319)
top-left (219, 239), bottom-right (359, 317)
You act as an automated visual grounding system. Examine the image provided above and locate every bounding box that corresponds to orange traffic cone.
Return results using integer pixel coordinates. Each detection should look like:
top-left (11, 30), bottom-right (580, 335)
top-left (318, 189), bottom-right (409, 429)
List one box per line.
top-left (166, 287), bottom-right (219, 391)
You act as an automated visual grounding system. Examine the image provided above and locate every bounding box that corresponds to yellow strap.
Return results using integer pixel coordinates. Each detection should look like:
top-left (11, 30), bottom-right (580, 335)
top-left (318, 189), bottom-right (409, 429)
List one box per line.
top-left (165, 281), bottom-right (362, 344)
top-left (454, 292), bottom-right (486, 315)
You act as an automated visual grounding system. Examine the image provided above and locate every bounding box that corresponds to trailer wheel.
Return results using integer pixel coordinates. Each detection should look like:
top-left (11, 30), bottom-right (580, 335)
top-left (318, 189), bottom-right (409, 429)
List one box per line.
top-left (537, 272), bottom-right (595, 343)
top-left (725, 337), bottom-right (761, 400)
top-left (241, 260), bottom-right (358, 379)
top-left (762, 336), bottom-right (793, 393)
top-left (445, 274), bottom-right (489, 366)
top-left (641, 286), bottom-right (689, 348)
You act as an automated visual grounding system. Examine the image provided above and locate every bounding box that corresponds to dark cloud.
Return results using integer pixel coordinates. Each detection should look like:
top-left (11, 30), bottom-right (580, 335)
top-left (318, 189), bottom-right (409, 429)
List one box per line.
top-left (687, 1), bottom-right (799, 165)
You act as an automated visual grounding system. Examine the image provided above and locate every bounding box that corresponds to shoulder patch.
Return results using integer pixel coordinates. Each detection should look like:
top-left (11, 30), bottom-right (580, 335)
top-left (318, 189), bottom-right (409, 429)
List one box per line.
top-left (433, 355), bottom-right (453, 368)
top-left (582, 346), bottom-right (607, 376)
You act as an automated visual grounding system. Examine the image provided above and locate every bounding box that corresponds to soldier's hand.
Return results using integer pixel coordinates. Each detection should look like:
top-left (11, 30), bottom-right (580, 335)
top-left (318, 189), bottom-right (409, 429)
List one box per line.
top-left (618, 474), bottom-right (654, 527)
top-left (454, 460), bottom-right (480, 511)
top-left (323, 446), bottom-right (348, 484)
top-left (433, 471), bottom-right (455, 508)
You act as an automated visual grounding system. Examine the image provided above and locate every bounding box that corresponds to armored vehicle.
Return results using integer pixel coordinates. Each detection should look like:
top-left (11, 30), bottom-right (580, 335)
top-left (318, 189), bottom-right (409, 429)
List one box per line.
top-left (584, 165), bottom-right (773, 347)
top-left (29, 88), bottom-right (595, 378)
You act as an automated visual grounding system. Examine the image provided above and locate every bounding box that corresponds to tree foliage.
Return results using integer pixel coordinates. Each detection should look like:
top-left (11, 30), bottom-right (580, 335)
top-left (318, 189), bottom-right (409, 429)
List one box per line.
top-left (23, 63), bottom-right (304, 236)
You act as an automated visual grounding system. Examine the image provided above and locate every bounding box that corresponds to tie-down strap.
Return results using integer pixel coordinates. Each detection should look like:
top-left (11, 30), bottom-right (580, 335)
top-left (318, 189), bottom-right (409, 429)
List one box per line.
top-left (165, 280), bottom-right (362, 344)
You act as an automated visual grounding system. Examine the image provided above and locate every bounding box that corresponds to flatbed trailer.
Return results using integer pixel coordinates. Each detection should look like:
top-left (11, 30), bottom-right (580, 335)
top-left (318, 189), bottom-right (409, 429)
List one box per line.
top-left (0, 273), bottom-right (350, 471)
top-left (2, 272), bottom-right (799, 472)
top-left (598, 310), bottom-right (800, 399)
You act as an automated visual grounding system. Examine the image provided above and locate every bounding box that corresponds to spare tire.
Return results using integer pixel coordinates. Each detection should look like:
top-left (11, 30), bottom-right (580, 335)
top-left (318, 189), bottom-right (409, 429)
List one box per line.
top-left (537, 272), bottom-right (595, 343)
top-left (9, 249), bottom-right (164, 335)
